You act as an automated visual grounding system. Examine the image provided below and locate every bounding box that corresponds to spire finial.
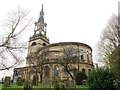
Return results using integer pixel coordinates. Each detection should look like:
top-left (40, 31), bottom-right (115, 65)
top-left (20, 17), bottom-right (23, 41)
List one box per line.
top-left (38, 4), bottom-right (44, 22)
top-left (40, 4), bottom-right (44, 14)
top-left (41, 4), bottom-right (43, 12)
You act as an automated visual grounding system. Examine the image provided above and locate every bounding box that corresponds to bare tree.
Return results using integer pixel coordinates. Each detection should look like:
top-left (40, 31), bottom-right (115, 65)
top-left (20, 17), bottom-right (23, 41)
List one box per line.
top-left (28, 46), bottom-right (78, 81)
top-left (96, 14), bottom-right (120, 75)
top-left (97, 14), bottom-right (119, 64)
top-left (28, 48), bottom-right (48, 82)
top-left (37, 48), bottom-right (48, 82)
top-left (61, 47), bottom-right (77, 80)
top-left (97, 15), bottom-right (120, 90)
top-left (0, 7), bottom-right (32, 71)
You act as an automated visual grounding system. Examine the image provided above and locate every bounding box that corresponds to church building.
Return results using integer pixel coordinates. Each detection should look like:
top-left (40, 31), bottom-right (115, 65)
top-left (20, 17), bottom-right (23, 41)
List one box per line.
top-left (13, 5), bottom-right (93, 83)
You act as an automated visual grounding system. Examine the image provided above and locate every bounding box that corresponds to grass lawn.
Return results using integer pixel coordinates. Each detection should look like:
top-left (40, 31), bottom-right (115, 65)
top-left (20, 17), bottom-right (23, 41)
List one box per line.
top-left (76, 85), bottom-right (90, 90)
top-left (0, 84), bottom-right (90, 90)
top-left (1, 84), bottom-right (42, 90)
top-left (0, 84), bottom-right (23, 90)
top-left (0, 84), bottom-right (2, 90)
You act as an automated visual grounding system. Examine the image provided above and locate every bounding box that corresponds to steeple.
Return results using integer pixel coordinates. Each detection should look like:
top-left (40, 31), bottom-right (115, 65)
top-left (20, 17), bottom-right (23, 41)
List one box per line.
top-left (38, 4), bottom-right (44, 22)
top-left (30, 4), bottom-right (49, 43)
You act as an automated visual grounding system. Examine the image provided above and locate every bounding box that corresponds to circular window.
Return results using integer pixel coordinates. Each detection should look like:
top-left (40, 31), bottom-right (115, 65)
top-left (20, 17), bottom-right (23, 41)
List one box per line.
top-left (42, 43), bottom-right (46, 46)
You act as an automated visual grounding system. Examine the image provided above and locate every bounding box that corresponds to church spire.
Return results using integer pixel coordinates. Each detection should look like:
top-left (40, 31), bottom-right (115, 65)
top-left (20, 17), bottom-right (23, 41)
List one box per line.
top-left (38, 4), bottom-right (44, 22)
top-left (33, 4), bottom-right (47, 38)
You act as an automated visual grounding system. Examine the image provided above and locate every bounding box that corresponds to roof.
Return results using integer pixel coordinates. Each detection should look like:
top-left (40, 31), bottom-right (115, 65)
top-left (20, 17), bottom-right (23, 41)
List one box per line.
top-left (40, 42), bottom-right (92, 51)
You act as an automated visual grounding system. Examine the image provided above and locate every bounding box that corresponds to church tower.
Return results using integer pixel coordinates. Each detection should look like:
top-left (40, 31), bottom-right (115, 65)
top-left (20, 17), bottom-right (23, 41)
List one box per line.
top-left (26, 4), bottom-right (49, 66)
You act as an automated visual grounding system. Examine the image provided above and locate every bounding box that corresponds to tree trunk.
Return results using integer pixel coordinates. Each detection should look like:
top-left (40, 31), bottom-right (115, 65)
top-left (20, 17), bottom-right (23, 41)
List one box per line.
top-left (66, 68), bottom-right (74, 80)
top-left (40, 66), bottom-right (43, 83)
top-left (40, 74), bottom-right (42, 83)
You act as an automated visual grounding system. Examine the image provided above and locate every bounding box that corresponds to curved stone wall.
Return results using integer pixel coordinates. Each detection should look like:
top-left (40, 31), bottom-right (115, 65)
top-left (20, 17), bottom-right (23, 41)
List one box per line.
top-left (38, 42), bottom-right (93, 80)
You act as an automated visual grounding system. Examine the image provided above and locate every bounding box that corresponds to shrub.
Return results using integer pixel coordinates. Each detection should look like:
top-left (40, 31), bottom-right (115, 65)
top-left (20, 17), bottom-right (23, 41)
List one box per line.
top-left (87, 68), bottom-right (118, 90)
top-left (4, 76), bottom-right (11, 87)
top-left (75, 71), bottom-right (87, 85)
top-left (17, 77), bottom-right (23, 86)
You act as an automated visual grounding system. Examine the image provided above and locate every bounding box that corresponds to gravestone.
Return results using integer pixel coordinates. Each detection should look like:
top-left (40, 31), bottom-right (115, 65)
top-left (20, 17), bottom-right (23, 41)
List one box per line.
top-left (4, 76), bottom-right (11, 87)
top-left (13, 76), bottom-right (17, 84)
top-left (69, 80), bottom-right (75, 88)
top-left (64, 80), bottom-right (75, 90)
top-left (41, 77), bottom-right (51, 89)
top-left (23, 80), bottom-right (32, 90)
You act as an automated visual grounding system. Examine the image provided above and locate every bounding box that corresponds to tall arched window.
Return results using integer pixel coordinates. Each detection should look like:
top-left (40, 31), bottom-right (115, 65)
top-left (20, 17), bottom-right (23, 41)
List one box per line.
top-left (80, 49), bottom-right (84, 60)
top-left (44, 66), bottom-right (50, 77)
top-left (72, 48), bottom-right (77, 63)
top-left (54, 65), bottom-right (59, 77)
top-left (87, 51), bottom-right (89, 61)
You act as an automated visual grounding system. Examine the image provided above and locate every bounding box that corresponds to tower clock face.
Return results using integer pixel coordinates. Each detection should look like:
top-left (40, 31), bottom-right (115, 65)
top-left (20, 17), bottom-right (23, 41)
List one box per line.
top-left (36, 31), bottom-right (39, 34)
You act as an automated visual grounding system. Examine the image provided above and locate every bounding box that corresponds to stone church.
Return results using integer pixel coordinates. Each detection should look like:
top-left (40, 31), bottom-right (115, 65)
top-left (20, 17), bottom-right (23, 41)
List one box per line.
top-left (13, 5), bottom-right (93, 83)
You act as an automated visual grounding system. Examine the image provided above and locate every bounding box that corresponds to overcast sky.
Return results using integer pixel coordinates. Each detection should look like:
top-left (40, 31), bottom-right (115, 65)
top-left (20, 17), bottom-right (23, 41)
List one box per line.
top-left (0, 0), bottom-right (118, 79)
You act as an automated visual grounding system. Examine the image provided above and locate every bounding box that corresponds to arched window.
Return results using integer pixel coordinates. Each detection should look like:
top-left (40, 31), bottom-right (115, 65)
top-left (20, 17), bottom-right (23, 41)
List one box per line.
top-left (80, 49), bottom-right (84, 60)
top-left (44, 66), bottom-right (50, 77)
top-left (31, 42), bottom-right (37, 46)
top-left (82, 68), bottom-right (85, 74)
top-left (88, 69), bottom-right (91, 75)
top-left (87, 51), bottom-right (89, 61)
top-left (72, 48), bottom-right (77, 63)
top-left (54, 65), bottom-right (59, 77)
